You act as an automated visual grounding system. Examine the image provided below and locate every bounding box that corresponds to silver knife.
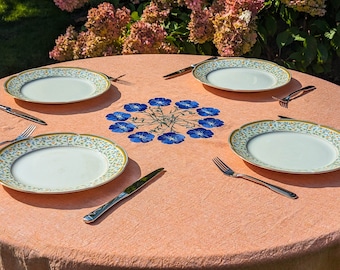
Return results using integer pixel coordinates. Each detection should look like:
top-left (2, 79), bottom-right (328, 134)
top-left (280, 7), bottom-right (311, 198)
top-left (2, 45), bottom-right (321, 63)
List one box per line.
top-left (0, 105), bottom-right (47, 125)
top-left (163, 56), bottom-right (218, 79)
top-left (83, 168), bottom-right (165, 223)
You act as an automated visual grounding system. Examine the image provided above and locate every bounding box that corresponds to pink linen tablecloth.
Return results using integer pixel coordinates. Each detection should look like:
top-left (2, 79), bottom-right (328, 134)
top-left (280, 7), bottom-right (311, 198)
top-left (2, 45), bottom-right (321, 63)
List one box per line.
top-left (0, 54), bottom-right (339, 270)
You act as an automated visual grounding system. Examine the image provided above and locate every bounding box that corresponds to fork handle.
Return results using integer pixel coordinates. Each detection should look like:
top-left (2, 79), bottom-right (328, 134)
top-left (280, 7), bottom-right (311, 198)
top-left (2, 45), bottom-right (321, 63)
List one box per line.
top-left (236, 174), bottom-right (298, 199)
top-left (287, 85), bottom-right (316, 99)
top-left (0, 140), bottom-right (14, 146)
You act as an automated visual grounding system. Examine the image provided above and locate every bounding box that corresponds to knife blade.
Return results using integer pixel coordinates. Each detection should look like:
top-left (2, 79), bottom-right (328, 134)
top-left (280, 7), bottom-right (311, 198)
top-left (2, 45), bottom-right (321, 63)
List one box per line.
top-left (163, 56), bottom-right (218, 79)
top-left (0, 105), bottom-right (47, 125)
top-left (83, 168), bottom-right (165, 223)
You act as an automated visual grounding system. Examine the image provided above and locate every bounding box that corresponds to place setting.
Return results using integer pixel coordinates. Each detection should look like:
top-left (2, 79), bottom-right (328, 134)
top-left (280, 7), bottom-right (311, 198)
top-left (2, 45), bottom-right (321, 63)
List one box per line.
top-left (0, 121), bottom-right (168, 224)
top-left (163, 56), bottom-right (319, 105)
top-left (210, 116), bottom-right (339, 201)
top-left (164, 56), bottom-right (291, 91)
top-left (0, 66), bottom-right (127, 192)
top-left (163, 56), bottom-right (340, 200)
top-left (0, 65), bottom-right (169, 225)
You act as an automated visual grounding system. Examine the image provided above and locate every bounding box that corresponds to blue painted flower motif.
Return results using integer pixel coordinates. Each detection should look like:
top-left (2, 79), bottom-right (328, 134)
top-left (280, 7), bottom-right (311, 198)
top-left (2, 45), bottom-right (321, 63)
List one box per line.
top-left (124, 103), bottom-right (147, 112)
top-left (106, 112), bottom-right (131, 121)
top-left (197, 107), bottom-right (220, 116)
top-left (175, 100), bottom-right (199, 109)
top-left (198, 118), bottom-right (224, 128)
top-left (109, 122), bottom-right (135, 133)
top-left (158, 132), bottom-right (185, 144)
top-left (107, 98), bottom-right (224, 144)
top-left (187, 128), bottom-right (214, 138)
top-left (149, 97), bottom-right (171, 106)
top-left (128, 132), bottom-right (155, 143)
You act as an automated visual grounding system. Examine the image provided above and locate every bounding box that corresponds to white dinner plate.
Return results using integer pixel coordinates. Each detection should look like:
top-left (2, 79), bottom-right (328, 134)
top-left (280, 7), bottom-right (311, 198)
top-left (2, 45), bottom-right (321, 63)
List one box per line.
top-left (4, 67), bottom-right (111, 104)
top-left (192, 58), bottom-right (291, 92)
top-left (229, 120), bottom-right (340, 174)
top-left (0, 133), bottom-right (128, 193)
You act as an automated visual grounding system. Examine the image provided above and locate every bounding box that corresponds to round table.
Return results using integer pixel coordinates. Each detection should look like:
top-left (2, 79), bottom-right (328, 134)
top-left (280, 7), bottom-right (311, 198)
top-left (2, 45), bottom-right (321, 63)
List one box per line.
top-left (0, 54), bottom-right (339, 270)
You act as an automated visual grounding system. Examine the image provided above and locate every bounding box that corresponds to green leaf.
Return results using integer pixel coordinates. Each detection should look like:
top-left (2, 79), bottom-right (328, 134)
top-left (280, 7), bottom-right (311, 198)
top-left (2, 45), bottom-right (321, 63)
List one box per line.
top-left (264, 15), bottom-right (277, 36)
top-left (311, 19), bottom-right (329, 33)
top-left (130, 11), bottom-right (140, 21)
top-left (182, 42), bottom-right (197, 54)
top-left (288, 51), bottom-right (303, 61)
top-left (136, 3), bottom-right (146, 14)
top-left (330, 0), bottom-right (340, 10)
top-left (312, 63), bottom-right (324, 74)
top-left (199, 42), bottom-right (214, 55)
top-left (336, 11), bottom-right (340, 22)
top-left (331, 34), bottom-right (340, 48)
top-left (166, 36), bottom-right (176, 43)
top-left (111, 0), bottom-right (120, 8)
top-left (325, 28), bottom-right (336, 40)
top-left (256, 24), bottom-right (268, 44)
top-left (317, 43), bottom-right (329, 63)
top-left (249, 41), bottom-right (262, 57)
top-left (301, 36), bottom-right (317, 65)
top-left (304, 36), bottom-right (317, 50)
top-left (292, 33), bottom-right (305, 42)
top-left (276, 30), bottom-right (293, 50)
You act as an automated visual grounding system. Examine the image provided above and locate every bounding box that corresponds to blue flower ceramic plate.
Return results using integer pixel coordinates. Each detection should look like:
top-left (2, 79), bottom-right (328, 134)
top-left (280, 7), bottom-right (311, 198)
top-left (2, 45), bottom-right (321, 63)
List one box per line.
top-left (0, 133), bottom-right (128, 193)
top-left (4, 67), bottom-right (111, 104)
top-left (229, 120), bottom-right (339, 174)
top-left (193, 58), bottom-right (291, 92)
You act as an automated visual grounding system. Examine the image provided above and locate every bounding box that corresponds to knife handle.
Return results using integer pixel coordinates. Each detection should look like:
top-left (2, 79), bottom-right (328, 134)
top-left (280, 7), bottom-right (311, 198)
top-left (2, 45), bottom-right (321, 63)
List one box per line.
top-left (83, 192), bottom-right (128, 223)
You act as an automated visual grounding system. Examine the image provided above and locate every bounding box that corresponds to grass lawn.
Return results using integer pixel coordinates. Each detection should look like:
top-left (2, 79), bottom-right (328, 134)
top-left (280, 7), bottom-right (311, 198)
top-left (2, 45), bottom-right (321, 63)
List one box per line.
top-left (0, 0), bottom-right (74, 78)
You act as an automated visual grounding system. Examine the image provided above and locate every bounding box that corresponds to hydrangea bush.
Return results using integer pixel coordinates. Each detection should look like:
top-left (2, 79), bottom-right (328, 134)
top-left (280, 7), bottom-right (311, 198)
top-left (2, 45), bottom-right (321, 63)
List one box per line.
top-left (50, 0), bottom-right (340, 80)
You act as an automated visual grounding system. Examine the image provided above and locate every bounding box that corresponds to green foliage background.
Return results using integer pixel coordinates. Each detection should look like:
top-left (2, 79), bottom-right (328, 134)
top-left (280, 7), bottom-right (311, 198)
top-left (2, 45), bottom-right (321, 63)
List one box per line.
top-left (0, 0), bottom-right (339, 85)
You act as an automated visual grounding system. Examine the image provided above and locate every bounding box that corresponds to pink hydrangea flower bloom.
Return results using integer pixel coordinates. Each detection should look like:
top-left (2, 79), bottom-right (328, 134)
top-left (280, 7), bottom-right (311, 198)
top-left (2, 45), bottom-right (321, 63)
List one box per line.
top-left (50, 3), bottom-right (131, 61)
top-left (49, 26), bottom-right (78, 61)
top-left (122, 21), bottom-right (177, 54)
top-left (53, 0), bottom-right (90, 12)
top-left (187, 0), bottom-right (264, 56)
top-left (280, 0), bottom-right (326, 16)
top-left (188, 8), bottom-right (214, 44)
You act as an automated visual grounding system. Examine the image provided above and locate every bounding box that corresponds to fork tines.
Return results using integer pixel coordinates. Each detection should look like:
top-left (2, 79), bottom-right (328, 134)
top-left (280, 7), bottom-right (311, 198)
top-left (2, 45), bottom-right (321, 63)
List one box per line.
top-left (20, 125), bottom-right (36, 138)
top-left (212, 157), bottom-right (233, 174)
top-left (279, 100), bottom-right (289, 108)
top-left (272, 85), bottom-right (316, 108)
top-left (271, 96), bottom-right (289, 108)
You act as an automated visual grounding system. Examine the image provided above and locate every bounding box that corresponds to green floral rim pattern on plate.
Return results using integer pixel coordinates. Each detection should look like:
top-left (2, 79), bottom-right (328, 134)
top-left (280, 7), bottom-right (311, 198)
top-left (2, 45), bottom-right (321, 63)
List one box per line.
top-left (4, 67), bottom-right (110, 104)
top-left (229, 120), bottom-right (340, 174)
top-left (0, 133), bottom-right (128, 193)
top-left (193, 57), bottom-right (291, 92)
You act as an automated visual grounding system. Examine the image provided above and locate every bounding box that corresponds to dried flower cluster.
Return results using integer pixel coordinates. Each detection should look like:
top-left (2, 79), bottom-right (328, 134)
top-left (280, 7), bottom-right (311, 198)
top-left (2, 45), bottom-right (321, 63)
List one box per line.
top-left (50, 0), bottom-right (327, 61)
top-left (280, 0), bottom-right (327, 17)
top-left (185, 0), bottom-right (265, 56)
top-left (53, 0), bottom-right (89, 12)
top-left (49, 3), bottom-right (131, 60)
top-left (122, 1), bottom-right (177, 54)
top-left (50, 2), bottom-right (177, 60)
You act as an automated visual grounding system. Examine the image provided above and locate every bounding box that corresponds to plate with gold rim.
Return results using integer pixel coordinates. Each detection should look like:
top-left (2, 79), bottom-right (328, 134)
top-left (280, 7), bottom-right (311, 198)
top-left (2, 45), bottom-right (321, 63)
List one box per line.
top-left (229, 120), bottom-right (340, 174)
top-left (192, 58), bottom-right (291, 92)
top-left (4, 67), bottom-right (111, 104)
top-left (0, 133), bottom-right (128, 193)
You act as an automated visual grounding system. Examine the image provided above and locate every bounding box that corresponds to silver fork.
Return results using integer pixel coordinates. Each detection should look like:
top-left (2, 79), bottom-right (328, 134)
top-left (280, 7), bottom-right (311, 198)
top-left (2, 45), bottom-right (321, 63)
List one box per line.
top-left (106, 74), bottom-right (126, 82)
top-left (272, 85), bottom-right (316, 108)
top-left (212, 157), bottom-right (298, 199)
top-left (0, 125), bottom-right (36, 145)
